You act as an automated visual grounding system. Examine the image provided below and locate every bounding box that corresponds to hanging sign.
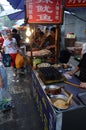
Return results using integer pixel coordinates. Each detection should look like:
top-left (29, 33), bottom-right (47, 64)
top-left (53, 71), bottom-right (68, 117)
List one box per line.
top-left (65, 0), bottom-right (86, 7)
top-left (26, 0), bottom-right (63, 24)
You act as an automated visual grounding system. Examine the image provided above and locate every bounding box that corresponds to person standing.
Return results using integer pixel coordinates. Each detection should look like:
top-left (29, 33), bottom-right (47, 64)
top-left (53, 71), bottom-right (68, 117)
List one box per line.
top-left (66, 53), bottom-right (86, 83)
top-left (39, 27), bottom-right (56, 63)
top-left (40, 27), bottom-right (56, 51)
top-left (12, 28), bottom-right (21, 47)
top-left (0, 32), bottom-right (4, 50)
top-left (3, 33), bottom-right (18, 76)
top-left (44, 27), bottom-right (50, 38)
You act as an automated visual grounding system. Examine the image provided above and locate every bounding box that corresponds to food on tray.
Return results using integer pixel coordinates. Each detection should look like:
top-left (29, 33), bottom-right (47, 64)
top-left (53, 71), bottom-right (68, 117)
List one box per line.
top-left (26, 49), bottom-right (51, 57)
top-left (39, 67), bottom-right (62, 80)
top-left (37, 63), bottom-right (51, 68)
top-left (53, 99), bottom-right (68, 109)
top-left (38, 67), bottom-right (66, 84)
top-left (51, 94), bottom-right (70, 109)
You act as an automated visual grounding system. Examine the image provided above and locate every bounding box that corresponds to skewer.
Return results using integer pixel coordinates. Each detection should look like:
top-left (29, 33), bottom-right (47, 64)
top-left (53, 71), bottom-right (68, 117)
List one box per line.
top-left (64, 81), bottom-right (80, 88)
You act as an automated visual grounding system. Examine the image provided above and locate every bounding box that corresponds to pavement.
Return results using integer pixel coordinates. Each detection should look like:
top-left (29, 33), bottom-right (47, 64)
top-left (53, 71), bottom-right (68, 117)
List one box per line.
top-left (0, 67), bottom-right (43, 130)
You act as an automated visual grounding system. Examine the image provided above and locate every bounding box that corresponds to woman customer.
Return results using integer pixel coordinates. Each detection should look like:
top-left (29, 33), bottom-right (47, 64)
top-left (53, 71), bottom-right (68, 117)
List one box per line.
top-left (3, 32), bottom-right (18, 76)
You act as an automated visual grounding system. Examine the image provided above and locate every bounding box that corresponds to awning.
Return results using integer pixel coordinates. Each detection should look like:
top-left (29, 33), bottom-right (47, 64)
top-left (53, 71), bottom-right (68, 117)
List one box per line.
top-left (8, 11), bottom-right (24, 20)
top-left (7, 0), bottom-right (24, 9)
top-left (5, 0), bottom-right (25, 20)
top-left (0, 9), bottom-right (24, 20)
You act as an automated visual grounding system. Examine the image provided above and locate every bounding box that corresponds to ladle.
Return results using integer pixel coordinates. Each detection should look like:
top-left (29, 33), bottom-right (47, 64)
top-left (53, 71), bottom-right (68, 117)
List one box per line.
top-left (65, 94), bottom-right (73, 105)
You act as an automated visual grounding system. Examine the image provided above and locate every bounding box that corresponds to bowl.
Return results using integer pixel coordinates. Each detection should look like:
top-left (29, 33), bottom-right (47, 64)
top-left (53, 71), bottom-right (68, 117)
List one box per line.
top-left (50, 94), bottom-right (70, 110)
top-left (45, 85), bottom-right (61, 96)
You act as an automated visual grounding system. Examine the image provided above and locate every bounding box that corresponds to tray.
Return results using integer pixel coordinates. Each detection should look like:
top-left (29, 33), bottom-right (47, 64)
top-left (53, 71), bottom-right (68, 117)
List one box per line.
top-left (38, 67), bottom-right (66, 84)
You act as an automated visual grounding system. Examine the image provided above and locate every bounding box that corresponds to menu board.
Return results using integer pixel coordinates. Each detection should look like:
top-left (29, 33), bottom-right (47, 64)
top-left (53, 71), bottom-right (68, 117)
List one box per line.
top-left (65, 0), bottom-right (86, 7)
top-left (26, 0), bottom-right (63, 24)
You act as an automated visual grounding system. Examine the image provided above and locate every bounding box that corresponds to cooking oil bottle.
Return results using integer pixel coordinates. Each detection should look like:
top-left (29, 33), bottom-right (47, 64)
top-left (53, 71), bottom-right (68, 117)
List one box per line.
top-left (33, 57), bottom-right (36, 69)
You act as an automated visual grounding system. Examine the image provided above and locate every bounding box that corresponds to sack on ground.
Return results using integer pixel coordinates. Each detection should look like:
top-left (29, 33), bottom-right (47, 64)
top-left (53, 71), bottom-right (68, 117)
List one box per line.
top-left (15, 53), bottom-right (24, 69)
top-left (2, 54), bottom-right (12, 67)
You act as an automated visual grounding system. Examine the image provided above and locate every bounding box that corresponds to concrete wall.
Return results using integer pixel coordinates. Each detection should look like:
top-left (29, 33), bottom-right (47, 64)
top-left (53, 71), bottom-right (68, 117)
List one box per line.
top-left (61, 8), bottom-right (86, 49)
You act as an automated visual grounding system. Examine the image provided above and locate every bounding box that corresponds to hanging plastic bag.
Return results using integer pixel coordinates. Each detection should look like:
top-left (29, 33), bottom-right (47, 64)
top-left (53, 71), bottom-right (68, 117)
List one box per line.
top-left (0, 88), bottom-right (12, 101)
top-left (2, 53), bottom-right (12, 67)
top-left (0, 63), bottom-right (13, 111)
top-left (0, 88), bottom-right (13, 111)
top-left (15, 53), bottom-right (24, 69)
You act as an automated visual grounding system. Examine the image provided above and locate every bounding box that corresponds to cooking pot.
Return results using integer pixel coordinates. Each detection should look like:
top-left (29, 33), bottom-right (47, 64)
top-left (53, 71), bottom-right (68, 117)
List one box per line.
top-left (50, 94), bottom-right (71, 110)
top-left (45, 85), bottom-right (61, 96)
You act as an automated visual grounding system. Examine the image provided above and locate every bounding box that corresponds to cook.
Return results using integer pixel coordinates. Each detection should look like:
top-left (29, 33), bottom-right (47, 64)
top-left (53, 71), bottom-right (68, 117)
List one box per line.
top-left (66, 53), bottom-right (86, 88)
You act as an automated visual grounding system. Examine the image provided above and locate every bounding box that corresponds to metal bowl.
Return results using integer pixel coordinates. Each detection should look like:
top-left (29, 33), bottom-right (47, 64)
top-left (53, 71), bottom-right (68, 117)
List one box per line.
top-left (45, 85), bottom-right (61, 96)
top-left (50, 94), bottom-right (70, 110)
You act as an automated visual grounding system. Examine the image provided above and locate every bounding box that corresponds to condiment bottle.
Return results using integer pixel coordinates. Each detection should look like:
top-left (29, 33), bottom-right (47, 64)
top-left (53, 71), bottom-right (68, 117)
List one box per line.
top-left (33, 57), bottom-right (36, 69)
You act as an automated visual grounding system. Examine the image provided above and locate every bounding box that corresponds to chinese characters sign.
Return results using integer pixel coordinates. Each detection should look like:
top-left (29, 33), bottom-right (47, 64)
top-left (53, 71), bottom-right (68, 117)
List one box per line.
top-left (65, 0), bottom-right (86, 7)
top-left (26, 0), bottom-right (63, 24)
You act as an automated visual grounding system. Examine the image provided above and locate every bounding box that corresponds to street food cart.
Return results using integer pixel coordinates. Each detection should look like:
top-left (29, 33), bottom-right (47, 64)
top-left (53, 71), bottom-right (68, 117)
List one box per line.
top-left (26, 0), bottom-right (63, 63)
top-left (31, 64), bottom-right (86, 130)
top-left (25, 1), bottom-right (86, 129)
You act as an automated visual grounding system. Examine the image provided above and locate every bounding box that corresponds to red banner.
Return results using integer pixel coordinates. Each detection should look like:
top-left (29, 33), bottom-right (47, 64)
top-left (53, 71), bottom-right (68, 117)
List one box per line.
top-left (65, 0), bottom-right (86, 7)
top-left (26, 0), bottom-right (63, 24)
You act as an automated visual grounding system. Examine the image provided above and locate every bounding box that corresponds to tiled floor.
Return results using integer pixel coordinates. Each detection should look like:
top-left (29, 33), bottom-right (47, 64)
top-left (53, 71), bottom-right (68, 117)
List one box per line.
top-left (0, 67), bottom-right (43, 130)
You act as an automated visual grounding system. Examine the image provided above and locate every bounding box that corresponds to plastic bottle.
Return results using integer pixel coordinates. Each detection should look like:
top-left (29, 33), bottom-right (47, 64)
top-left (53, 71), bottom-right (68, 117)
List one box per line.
top-left (33, 57), bottom-right (36, 69)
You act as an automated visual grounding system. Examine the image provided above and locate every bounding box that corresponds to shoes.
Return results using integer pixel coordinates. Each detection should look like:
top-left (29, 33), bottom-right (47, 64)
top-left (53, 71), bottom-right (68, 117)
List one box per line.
top-left (12, 79), bottom-right (15, 82)
top-left (13, 73), bottom-right (16, 77)
top-left (12, 74), bottom-right (19, 82)
top-left (16, 79), bottom-right (19, 82)
top-left (12, 79), bottom-right (19, 82)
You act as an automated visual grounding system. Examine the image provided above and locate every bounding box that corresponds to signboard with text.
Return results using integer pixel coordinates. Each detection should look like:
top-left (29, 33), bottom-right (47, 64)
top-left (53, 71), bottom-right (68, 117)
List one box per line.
top-left (65, 0), bottom-right (86, 7)
top-left (26, 0), bottom-right (63, 24)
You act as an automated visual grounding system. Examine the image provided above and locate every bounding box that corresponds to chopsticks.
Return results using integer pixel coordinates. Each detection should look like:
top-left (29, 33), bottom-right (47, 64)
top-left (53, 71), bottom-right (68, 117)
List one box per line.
top-left (64, 81), bottom-right (80, 88)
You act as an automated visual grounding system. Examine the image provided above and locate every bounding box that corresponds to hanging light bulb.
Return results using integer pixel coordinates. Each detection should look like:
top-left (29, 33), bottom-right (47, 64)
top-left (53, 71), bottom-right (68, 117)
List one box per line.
top-left (25, 37), bottom-right (30, 43)
top-left (31, 29), bottom-right (34, 33)
top-left (26, 27), bottom-right (31, 37)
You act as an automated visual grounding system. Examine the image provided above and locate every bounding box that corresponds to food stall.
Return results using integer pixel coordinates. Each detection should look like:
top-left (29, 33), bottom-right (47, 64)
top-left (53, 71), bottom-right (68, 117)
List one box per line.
top-left (25, 0), bottom-right (63, 64)
top-left (31, 63), bottom-right (86, 130)
top-left (25, 1), bottom-right (86, 129)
